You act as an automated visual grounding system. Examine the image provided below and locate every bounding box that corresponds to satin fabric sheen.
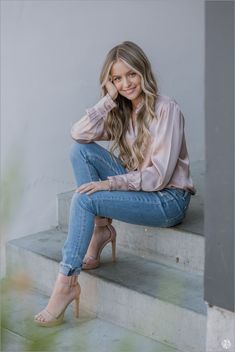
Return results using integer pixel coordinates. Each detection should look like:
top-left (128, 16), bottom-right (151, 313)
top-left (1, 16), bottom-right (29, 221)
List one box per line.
top-left (71, 93), bottom-right (196, 195)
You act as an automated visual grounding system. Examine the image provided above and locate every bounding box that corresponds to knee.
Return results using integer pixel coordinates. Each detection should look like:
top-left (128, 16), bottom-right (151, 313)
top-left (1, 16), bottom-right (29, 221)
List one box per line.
top-left (69, 142), bottom-right (88, 162)
top-left (69, 142), bottom-right (81, 160)
top-left (72, 191), bottom-right (95, 213)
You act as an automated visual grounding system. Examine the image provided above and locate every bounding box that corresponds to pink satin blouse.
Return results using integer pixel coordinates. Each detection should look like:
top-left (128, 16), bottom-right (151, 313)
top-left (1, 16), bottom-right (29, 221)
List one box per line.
top-left (71, 93), bottom-right (196, 195)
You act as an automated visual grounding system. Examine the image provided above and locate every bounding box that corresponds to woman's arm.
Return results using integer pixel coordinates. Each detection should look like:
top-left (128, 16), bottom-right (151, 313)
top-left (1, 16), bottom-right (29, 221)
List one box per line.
top-left (71, 93), bottom-right (117, 143)
top-left (107, 100), bottom-right (184, 191)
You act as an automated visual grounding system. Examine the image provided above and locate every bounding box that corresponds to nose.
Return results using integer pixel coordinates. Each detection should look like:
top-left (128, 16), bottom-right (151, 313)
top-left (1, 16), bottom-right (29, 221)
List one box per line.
top-left (123, 76), bottom-right (132, 89)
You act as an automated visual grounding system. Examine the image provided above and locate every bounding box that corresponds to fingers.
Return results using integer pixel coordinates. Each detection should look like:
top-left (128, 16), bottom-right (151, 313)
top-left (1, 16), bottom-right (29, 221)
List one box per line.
top-left (75, 181), bottom-right (101, 195)
top-left (76, 182), bottom-right (93, 191)
top-left (76, 187), bottom-right (95, 195)
top-left (102, 74), bottom-right (112, 87)
top-left (76, 183), bottom-right (94, 194)
top-left (75, 181), bottom-right (110, 195)
top-left (85, 188), bottom-right (97, 195)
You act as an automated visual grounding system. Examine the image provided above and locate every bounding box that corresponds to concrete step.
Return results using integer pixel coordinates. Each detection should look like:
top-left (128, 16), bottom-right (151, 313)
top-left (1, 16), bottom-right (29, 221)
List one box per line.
top-left (2, 282), bottom-right (180, 352)
top-left (56, 193), bottom-right (204, 273)
top-left (6, 229), bottom-right (207, 352)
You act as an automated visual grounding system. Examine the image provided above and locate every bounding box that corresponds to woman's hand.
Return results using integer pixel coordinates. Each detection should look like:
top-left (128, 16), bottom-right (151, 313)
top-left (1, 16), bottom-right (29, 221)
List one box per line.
top-left (105, 79), bottom-right (118, 100)
top-left (75, 180), bottom-right (110, 195)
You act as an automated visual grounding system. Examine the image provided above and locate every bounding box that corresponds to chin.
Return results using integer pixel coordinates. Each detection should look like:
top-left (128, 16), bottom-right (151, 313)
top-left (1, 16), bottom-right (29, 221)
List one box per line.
top-left (130, 91), bottom-right (142, 101)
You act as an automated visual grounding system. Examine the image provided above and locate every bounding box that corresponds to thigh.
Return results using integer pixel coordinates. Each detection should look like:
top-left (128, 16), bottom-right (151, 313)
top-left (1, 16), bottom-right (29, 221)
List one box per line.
top-left (88, 187), bottom-right (191, 228)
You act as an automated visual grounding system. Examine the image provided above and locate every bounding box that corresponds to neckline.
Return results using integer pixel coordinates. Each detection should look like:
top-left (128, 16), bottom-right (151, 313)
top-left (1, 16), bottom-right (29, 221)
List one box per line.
top-left (132, 100), bottom-right (144, 114)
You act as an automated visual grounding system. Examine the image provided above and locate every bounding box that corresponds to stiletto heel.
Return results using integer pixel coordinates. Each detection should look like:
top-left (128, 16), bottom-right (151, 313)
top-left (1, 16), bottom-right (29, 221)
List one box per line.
top-left (73, 296), bottom-right (80, 318)
top-left (82, 217), bottom-right (117, 270)
top-left (111, 237), bottom-right (116, 262)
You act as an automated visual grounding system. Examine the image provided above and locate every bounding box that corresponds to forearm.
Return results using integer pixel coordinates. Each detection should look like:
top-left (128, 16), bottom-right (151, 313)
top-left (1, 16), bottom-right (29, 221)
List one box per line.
top-left (71, 93), bottom-right (117, 142)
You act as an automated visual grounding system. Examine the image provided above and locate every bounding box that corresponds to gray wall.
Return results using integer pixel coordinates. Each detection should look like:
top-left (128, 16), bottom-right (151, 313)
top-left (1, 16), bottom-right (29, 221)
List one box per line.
top-left (204, 1), bottom-right (234, 312)
top-left (0, 0), bottom-right (204, 274)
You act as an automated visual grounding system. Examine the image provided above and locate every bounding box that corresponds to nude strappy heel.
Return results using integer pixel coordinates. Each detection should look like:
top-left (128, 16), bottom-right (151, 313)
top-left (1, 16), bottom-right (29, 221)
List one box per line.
top-left (34, 275), bottom-right (81, 327)
top-left (82, 217), bottom-right (117, 270)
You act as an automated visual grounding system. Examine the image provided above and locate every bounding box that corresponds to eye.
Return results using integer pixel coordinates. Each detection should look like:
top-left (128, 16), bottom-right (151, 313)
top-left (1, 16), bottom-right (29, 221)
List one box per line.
top-left (129, 72), bottom-right (136, 77)
top-left (113, 77), bottom-right (121, 82)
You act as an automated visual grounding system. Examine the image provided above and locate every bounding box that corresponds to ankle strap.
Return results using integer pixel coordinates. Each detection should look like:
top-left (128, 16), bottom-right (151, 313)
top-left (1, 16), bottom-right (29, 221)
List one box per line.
top-left (95, 217), bottom-right (112, 227)
top-left (68, 275), bottom-right (79, 287)
top-left (58, 274), bottom-right (78, 287)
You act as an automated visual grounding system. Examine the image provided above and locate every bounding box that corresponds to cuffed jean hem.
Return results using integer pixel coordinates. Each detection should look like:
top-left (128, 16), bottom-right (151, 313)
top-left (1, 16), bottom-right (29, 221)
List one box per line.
top-left (59, 262), bottom-right (81, 276)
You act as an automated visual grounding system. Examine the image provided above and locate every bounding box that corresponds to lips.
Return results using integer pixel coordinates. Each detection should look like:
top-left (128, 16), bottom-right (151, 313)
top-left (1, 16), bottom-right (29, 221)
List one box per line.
top-left (124, 87), bottom-right (136, 94)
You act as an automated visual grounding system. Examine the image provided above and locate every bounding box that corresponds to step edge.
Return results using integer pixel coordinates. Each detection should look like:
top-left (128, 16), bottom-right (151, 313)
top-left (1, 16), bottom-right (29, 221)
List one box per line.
top-left (6, 242), bottom-right (207, 317)
top-left (5, 230), bottom-right (204, 278)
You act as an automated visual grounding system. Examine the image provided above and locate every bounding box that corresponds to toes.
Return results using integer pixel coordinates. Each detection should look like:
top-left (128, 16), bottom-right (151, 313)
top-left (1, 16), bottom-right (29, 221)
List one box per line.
top-left (34, 312), bottom-right (45, 322)
top-left (34, 314), bottom-right (40, 321)
top-left (38, 314), bottom-right (45, 322)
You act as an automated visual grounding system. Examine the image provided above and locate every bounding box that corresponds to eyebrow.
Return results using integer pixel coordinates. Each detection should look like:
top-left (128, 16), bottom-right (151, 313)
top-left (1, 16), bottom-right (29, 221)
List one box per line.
top-left (112, 70), bottom-right (133, 78)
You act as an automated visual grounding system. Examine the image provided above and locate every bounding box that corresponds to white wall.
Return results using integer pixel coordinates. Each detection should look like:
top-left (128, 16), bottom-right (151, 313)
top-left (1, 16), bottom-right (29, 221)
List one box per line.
top-left (0, 0), bottom-right (205, 273)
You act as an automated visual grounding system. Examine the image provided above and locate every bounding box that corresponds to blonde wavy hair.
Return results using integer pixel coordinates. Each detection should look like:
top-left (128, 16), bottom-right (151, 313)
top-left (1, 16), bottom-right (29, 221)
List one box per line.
top-left (100, 41), bottom-right (158, 171)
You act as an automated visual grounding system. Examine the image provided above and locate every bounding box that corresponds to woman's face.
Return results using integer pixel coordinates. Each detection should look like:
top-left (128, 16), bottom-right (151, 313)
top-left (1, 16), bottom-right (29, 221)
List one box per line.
top-left (110, 59), bottom-right (143, 103)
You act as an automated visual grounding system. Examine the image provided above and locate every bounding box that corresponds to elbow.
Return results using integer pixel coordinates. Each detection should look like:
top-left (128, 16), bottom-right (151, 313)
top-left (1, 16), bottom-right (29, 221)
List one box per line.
top-left (70, 127), bottom-right (87, 144)
top-left (71, 136), bottom-right (90, 144)
top-left (70, 126), bottom-right (78, 140)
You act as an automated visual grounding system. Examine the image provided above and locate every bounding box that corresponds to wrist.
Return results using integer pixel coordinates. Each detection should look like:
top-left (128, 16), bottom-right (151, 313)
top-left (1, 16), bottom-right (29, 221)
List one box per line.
top-left (106, 92), bottom-right (117, 104)
top-left (107, 176), bottom-right (113, 191)
top-left (107, 178), bottom-right (113, 191)
top-left (107, 92), bottom-right (117, 101)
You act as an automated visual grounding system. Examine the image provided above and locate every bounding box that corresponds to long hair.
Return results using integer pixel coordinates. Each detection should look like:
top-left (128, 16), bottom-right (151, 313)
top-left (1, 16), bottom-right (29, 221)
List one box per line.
top-left (99, 41), bottom-right (158, 171)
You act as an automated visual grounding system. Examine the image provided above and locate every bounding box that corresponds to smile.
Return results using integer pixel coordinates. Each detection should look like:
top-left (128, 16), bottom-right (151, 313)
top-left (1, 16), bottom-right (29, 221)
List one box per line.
top-left (124, 87), bottom-right (136, 94)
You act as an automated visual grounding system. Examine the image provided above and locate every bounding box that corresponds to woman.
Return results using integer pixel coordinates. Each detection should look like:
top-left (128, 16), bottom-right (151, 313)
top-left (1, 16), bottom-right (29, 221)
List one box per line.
top-left (34, 41), bottom-right (196, 326)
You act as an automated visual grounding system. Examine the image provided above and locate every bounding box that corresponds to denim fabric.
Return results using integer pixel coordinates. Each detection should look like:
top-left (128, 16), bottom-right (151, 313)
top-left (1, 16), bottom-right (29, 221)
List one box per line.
top-left (59, 142), bottom-right (191, 276)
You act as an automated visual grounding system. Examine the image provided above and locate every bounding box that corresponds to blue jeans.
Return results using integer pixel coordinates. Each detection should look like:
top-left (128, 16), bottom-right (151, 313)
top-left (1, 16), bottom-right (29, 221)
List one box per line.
top-left (59, 142), bottom-right (191, 276)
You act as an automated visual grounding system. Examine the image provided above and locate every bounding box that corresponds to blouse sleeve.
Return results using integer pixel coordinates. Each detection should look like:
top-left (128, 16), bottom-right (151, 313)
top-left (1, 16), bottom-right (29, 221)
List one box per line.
top-left (71, 93), bottom-right (117, 143)
top-left (107, 100), bottom-right (184, 191)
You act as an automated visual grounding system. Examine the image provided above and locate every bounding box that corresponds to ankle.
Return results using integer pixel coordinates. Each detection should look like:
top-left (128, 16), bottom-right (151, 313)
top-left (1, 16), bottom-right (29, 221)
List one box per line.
top-left (95, 216), bottom-right (112, 227)
top-left (57, 273), bottom-right (78, 287)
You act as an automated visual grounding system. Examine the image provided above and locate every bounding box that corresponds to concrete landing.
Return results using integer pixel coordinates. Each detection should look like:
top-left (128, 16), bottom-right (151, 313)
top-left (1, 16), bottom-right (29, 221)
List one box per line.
top-left (1, 282), bottom-right (181, 352)
top-left (6, 230), bottom-right (207, 352)
top-left (7, 229), bottom-right (206, 315)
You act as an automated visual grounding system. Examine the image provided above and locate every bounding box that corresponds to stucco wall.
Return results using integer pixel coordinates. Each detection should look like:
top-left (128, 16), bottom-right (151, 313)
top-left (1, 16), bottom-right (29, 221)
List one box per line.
top-left (0, 0), bottom-right (205, 274)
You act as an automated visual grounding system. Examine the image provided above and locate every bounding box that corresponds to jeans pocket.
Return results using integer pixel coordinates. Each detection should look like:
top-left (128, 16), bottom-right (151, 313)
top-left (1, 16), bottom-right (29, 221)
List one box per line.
top-left (171, 188), bottom-right (191, 213)
top-left (163, 188), bottom-right (191, 222)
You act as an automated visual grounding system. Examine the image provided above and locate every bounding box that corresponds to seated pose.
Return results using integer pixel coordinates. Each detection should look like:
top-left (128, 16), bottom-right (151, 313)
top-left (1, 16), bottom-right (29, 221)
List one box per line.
top-left (34, 41), bottom-right (196, 327)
